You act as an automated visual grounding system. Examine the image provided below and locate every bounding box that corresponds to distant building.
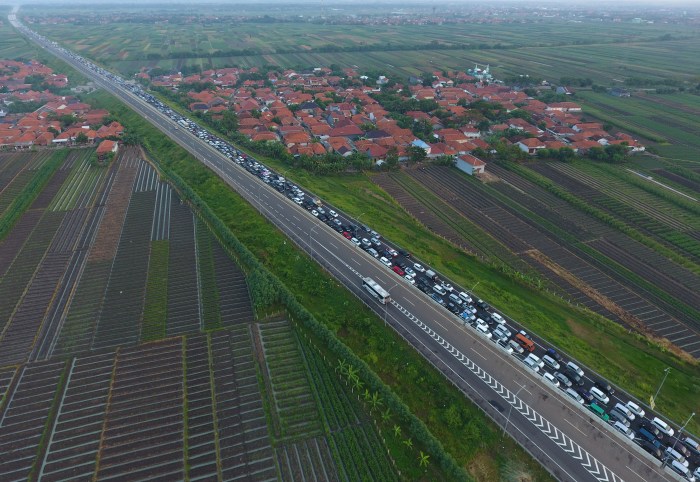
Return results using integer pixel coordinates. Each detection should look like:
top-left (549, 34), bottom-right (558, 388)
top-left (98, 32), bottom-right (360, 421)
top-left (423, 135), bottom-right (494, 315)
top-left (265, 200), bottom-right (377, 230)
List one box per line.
top-left (609, 87), bottom-right (631, 98)
top-left (96, 139), bottom-right (118, 159)
top-left (456, 154), bottom-right (486, 175)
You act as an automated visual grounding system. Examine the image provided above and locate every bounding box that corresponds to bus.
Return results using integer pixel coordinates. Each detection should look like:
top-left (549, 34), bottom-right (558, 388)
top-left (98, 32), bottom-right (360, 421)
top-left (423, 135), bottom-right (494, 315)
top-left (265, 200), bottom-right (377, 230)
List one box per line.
top-left (362, 277), bottom-right (390, 304)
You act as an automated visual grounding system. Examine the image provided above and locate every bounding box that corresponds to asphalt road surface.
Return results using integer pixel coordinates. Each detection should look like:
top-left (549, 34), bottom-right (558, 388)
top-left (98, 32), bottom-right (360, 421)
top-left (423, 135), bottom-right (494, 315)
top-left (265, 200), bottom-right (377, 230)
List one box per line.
top-left (12, 13), bottom-right (679, 482)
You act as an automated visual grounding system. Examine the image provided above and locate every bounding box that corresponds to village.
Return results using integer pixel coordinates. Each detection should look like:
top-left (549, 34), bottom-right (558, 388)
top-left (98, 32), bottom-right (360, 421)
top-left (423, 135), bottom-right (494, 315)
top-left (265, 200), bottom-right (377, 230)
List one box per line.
top-left (140, 63), bottom-right (645, 175)
top-left (0, 59), bottom-right (122, 159)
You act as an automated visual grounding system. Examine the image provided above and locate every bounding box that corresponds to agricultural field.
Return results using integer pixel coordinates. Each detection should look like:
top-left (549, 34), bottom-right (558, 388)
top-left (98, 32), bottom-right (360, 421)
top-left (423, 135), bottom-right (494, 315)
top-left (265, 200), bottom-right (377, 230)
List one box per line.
top-left (0, 147), bottom-right (403, 481)
top-left (0, 147), bottom-right (256, 365)
top-left (0, 325), bottom-right (397, 481)
top-left (377, 161), bottom-right (700, 358)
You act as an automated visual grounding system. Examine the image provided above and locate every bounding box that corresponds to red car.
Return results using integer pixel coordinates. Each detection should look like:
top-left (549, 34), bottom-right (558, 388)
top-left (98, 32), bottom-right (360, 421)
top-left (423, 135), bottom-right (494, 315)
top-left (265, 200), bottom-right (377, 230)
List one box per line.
top-left (392, 265), bottom-right (405, 276)
top-left (342, 231), bottom-right (352, 239)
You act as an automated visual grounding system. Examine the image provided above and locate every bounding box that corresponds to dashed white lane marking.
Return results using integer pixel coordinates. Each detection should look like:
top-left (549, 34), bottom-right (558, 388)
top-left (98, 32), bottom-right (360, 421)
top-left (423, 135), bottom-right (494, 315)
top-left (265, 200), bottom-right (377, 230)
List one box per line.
top-left (565, 419), bottom-right (588, 437)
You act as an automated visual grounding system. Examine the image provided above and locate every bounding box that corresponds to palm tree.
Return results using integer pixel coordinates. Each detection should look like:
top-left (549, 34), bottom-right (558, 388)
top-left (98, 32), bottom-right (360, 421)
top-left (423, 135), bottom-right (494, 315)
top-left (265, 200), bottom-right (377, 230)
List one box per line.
top-left (336, 359), bottom-right (348, 376)
top-left (346, 365), bottom-right (358, 387)
top-left (352, 376), bottom-right (363, 394)
top-left (369, 392), bottom-right (383, 414)
top-left (393, 425), bottom-right (402, 438)
top-left (418, 451), bottom-right (430, 469)
top-left (403, 438), bottom-right (413, 449)
top-left (381, 408), bottom-right (391, 424)
top-left (363, 388), bottom-right (371, 402)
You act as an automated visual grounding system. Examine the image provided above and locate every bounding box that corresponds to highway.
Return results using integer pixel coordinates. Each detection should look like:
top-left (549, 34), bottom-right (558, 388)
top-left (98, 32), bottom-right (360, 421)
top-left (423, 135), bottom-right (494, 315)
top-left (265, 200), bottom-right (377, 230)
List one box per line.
top-left (11, 12), bottom-right (679, 482)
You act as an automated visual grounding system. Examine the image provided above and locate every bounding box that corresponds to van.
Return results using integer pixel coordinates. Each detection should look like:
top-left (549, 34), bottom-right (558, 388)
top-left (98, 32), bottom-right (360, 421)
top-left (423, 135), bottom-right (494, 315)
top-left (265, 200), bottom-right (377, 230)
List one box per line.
top-left (608, 408), bottom-right (630, 427)
top-left (542, 354), bottom-right (560, 371)
top-left (448, 293), bottom-right (463, 305)
top-left (525, 354), bottom-right (544, 369)
top-left (683, 437), bottom-right (700, 456)
top-left (587, 403), bottom-right (609, 422)
top-left (367, 248), bottom-right (379, 258)
top-left (652, 417), bottom-right (675, 437)
top-left (613, 421), bottom-right (635, 440)
top-left (566, 361), bottom-right (584, 378)
top-left (589, 386), bottom-right (609, 405)
top-left (637, 427), bottom-right (659, 443)
top-left (458, 291), bottom-right (472, 304)
top-left (515, 333), bottom-right (535, 353)
top-left (669, 460), bottom-right (693, 481)
top-left (491, 312), bottom-right (505, 325)
top-left (613, 402), bottom-right (635, 421)
top-left (665, 446), bottom-right (688, 467)
top-left (425, 269), bottom-right (438, 281)
top-left (432, 284), bottom-right (447, 296)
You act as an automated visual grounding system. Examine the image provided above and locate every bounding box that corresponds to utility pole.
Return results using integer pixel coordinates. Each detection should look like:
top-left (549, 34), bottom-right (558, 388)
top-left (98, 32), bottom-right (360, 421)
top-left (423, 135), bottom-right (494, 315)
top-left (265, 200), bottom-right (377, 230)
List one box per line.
top-left (650, 367), bottom-right (671, 410)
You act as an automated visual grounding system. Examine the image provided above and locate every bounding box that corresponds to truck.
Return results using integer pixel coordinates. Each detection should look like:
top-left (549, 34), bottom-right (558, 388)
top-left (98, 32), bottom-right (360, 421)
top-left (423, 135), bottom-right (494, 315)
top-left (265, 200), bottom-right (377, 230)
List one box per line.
top-left (425, 269), bottom-right (438, 281)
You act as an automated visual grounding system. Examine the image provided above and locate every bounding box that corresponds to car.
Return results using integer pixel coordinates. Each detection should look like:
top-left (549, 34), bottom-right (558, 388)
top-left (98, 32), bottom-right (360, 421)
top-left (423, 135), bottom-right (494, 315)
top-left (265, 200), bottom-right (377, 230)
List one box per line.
top-left (398, 249), bottom-right (411, 258)
top-left (430, 293), bottom-right (445, 305)
top-left (608, 408), bottom-right (630, 427)
top-left (380, 257), bottom-right (392, 268)
top-left (694, 467), bottom-right (700, 481)
top-left (508, 340), bottom-right (525, 355)
top-left (639, 422), bottom-right (663, 439)
top-left (545, 348), bottom-right (562, 362)
top-left (683, 437), bottom-right (700, 456)
top-left (594, 380), bottom-right (615, 396)
top-left (440, 281), bottom-right (454, 292)
top-left (371, 237), bottom-right (381, 248)
top-left (388, 248), bottom-right (399, 258)
top-left (565, 388), bottom-right (584, 404)
top-left (476, 299), bottom-right (490, 310)
top-left (490, 312), bottom-right (505, 325)
top-left (543, 372), bottom-right (560, 388)
top-left (432, 284), bottom-right (447, 296)
top-left (475, 323), bottom-right (492, 339)
top-left (639, 440), bottom-right (663, 460)
top-left (612, 421), bottom-right (635, 440)
top-left (329, 210), bottom-right (338, 218)
top-left (392, 266), bottom-right (405, 276)
top-left (342, 232), bottom-right (352, 240)
top-left (577, 389), bottom-right (594, 403)
top-left (447, 302), bottom-right (461, 314)
top-left (413, 263), bottom-right (426, 273)
top-left (361, 238), bottom-right (372, 249)
top-left (589, 386), bottom-right (609, 404)
top-left (458, 292), bottom-right (472, 304)
top-left (613, 402), bottom-right (635, 422)
top-left (542, 354), bottom-right (560, 371)
top-left (404, 275), bottom-right (415, 285)
top-left (665, 446), bottom-right (689, 467)
top-left (565, 369), bottom-right (585, 387)
top-left (625, 401), bottom-right (645, 419)
top-left (404, 267), bottom-right (415, 276)
top-left (311, 210), bottom-right (319, 217)
top-left (553, 372), bottom-right (572, 388)
top-left (351, 238), bottom-right (361, 247)
top-left (492, 326), bottom-right (511, 340)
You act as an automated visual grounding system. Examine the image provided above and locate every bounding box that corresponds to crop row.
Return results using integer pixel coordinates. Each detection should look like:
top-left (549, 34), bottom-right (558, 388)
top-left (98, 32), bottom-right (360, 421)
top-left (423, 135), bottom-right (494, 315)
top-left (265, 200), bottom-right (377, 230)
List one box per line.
top-left (196, 218), bottom-right (222, 330)
top-left (49, 148), bottom-right (103, 212)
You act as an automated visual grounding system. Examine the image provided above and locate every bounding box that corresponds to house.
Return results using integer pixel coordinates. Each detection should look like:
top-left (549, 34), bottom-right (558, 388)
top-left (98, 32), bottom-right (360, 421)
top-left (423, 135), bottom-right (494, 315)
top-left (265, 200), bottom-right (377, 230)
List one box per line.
top-left (456, 154), bottom-right (486, 175)
top-left (517, 138), bottom-right (546, 155)
top-left (411, 139), bottom-right (431, 155)
top-left (96, 139), bottom-right (118, 159)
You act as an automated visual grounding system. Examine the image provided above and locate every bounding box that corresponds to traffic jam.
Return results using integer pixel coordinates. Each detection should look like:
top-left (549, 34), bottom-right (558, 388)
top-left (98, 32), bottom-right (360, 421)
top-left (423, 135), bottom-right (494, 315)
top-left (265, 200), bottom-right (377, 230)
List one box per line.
top-left (26, 26), bottom-right (700, 482)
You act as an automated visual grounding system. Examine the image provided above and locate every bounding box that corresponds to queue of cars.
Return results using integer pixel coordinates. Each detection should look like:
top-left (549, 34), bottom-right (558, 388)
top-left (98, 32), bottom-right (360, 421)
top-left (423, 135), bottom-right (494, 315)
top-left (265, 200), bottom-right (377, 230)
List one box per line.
top-left (24, 24), bottom-right (700, 481)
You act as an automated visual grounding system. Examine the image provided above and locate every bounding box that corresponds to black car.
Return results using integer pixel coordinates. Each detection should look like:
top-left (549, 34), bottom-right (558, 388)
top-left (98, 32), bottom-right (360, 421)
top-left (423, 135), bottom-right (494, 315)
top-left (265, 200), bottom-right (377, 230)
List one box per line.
top-left (639, 422), bottom-right (663, 439)
top-left (476, 299), bottom-right (490, 310)
top-left (545, 348), bottom-right (562, 362)
top-left (594, 380), bottom-right (615, 396)
top-left (447, 302), bottom-right (461, 314)
top-left (576, 389), bottom-right (594, 403)
top-left (639, 440), bottom-right (663, 459)
top-left (398, 249), bottom-right (411, 258)
top-left (566, 369), bottom-right (585, 386)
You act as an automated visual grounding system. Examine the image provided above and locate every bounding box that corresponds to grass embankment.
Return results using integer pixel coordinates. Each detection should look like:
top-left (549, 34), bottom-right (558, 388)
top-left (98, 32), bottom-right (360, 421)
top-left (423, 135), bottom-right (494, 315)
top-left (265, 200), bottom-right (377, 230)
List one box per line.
top-left (88, 90), bottom-right (549, 480)
top-left (195, 219), bottom-right (222, 330)
top-left (141, 240), bottom-right (169, 342)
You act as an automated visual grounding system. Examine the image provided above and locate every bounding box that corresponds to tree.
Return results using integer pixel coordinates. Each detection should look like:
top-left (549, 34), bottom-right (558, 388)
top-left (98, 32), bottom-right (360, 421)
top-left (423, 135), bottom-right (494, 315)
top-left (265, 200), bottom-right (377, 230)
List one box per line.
top-left (381, 408), bottom-right (391, 424)
top-left (369, 392), bottom-right (382, 414)
top-left (385, 148), bottom-right (399, 171)
top-left (402, 438), bottom-right (413, 449)
top-left (408, 145), bottom-right (427, 164)
top-left (75, 132), bottom-right (89, 144)
top-left (393, 425), bottom-right (402, 438)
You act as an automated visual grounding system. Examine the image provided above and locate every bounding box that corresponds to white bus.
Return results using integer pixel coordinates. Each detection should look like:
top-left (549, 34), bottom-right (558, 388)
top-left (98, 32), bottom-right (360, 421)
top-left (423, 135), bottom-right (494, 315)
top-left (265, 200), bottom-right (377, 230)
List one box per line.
top-left (362, 277), bottom-right (390, 304)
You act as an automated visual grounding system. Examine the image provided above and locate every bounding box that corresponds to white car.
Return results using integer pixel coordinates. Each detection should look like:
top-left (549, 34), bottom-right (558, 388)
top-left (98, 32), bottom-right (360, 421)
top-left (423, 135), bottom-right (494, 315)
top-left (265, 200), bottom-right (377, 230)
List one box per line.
top-left (311, 210), bottom-right (319, 217)
top-left (475, 323), bottom-right (492, 339)
top-left (625, 401), bottom-right (645, 418)
top-left (404, 267), bottom-right (415, 276)
top-left (543, 372), bottom-right (560, 388)
top-left (490, 313), bottom-right (505, 325)
top-left (329, 210), bottom-right (338, 218)
top-left (476, 318), bottom-right (489, 332)
top-left (440, 282), bottom-right (454, 292)
top-left (413, 263), bottom-right (426, 273)
top-left (380, 257), bottom-right (392, 268)
top-left (351, 238), bottom-right (361, 247)
top-left (404, 275), bottom-right (415, 285)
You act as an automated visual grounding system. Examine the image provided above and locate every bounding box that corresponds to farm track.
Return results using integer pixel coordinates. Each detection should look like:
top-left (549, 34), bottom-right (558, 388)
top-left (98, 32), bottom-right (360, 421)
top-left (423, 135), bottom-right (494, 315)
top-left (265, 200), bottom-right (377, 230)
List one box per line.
top-left (651, 169), bottom-right (700, 194)
top-left (412, 166), bottom-right (700, 355)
